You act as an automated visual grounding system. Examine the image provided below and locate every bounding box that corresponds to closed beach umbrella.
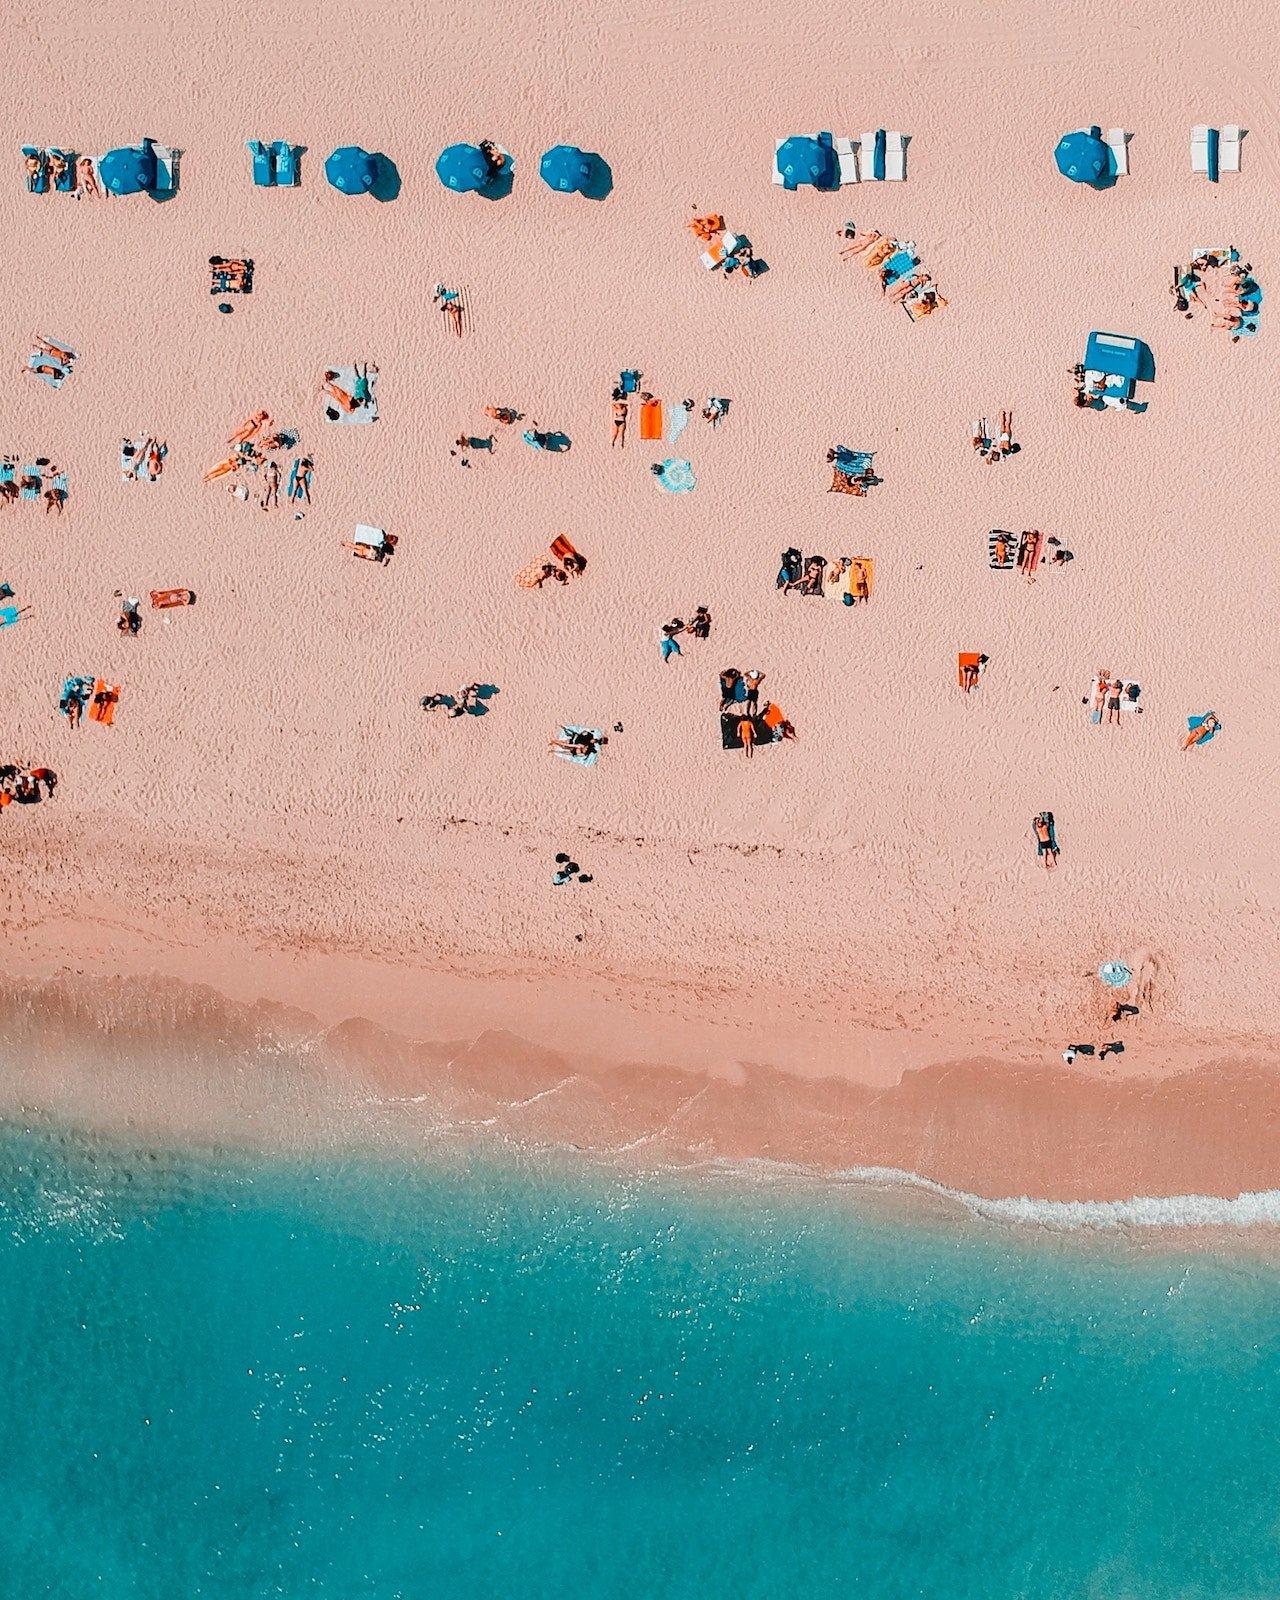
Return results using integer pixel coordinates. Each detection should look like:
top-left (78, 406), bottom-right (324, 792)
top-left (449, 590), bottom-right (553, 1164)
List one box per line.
top-left (325, 145), bottom-right (379, 194)
top-left (1055, 128), bottom-right (1108, 184)
top-left (539, 144), bottom-right (591, 193)
top-left (1098, 961), bottom-right (1133, 988)
top-left (776, 135), bottom-right (830, 190)
top-left (99, 141), bottom-right (156, 195)
top-left (436, 142), bottom-right (490, 193)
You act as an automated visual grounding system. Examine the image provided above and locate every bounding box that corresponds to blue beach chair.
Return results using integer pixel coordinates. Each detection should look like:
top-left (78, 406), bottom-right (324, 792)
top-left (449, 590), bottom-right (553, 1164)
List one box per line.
top-left (247, 140), bottom-right (274, 185)
top-left (271, 141), bottom-right (302, 185)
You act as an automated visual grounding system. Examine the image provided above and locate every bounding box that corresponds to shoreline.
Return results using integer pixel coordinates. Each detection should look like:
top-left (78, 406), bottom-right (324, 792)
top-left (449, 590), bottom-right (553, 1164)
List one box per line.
top-left (3, 942), bottom-right (1280, 1231)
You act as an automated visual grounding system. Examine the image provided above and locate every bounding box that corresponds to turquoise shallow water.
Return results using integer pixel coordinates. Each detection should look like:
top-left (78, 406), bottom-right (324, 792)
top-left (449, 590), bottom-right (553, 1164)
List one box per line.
top-left (1, 1126), bottom-right (1278, 1599)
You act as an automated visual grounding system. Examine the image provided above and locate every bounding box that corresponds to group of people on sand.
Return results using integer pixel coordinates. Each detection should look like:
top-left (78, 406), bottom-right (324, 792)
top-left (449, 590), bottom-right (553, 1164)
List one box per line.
top-left (610, 390), bottom-right (729, 448)
top-left (1084, 669), bottom-right (1143, 726)
top-left (0, 457), bottom-right (67, 514)
top-left (838, 223), bottom-right (947, 318)
top-left (422, 683), bottom-right (489, 718)
top-left (659, 606), bottom-right (713, 660)
top-left (718, 668), bottom-right (796, 758)
top-left (825, 446), bottom-right (879, 495)
top-left (22, 147), bottom-right (100, 196)
top-left (517, 535), bottom-right (587, 589)
top-left (686, 212), bottom-right (765, 280)
top-left (970, 413), bottom-right (1016, 464)
top-left (204, 412), bottom-right (313, 510)
top-left (1171, 249), bottom-right (1260, 339)
top-left (0, 764), bottom-right (57, 808)
top-left (777, 549), bottom-right (872, 604)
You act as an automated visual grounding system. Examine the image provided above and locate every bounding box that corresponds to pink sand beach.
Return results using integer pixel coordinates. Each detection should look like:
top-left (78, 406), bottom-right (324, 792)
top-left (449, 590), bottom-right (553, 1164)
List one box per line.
top-left (3, 0), bottom-right (1280, 1211)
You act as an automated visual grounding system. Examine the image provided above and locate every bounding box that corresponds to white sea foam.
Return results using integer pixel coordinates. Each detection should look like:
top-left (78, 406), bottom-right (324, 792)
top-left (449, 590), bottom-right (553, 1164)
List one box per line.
top-left (702, 1158), bottom-right (1280, 1231)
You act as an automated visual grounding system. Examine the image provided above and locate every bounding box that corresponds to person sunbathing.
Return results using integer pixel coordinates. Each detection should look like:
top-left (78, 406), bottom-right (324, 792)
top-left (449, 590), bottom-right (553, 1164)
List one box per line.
top-left (887, 271), bottom-right (928, 304)
top-left (203, 455), bottom-right (242, 482)
top-left (322, 377), bottom-right (358, 412)
top-left (261, 459), bottom-right (281, 510)
top-left (484, 406), bottom-right (522, 425)
top-left (549, 730), bottom-right (605, 757)
top-left (839, 226), bottom-right (882, 259)
top-left (0, 481), bottom-right (18, 507)
top-left (999, 412), bottom-right (1014, 454)
top-left (909, 288), bottom-right (948, 317)
top-left (1182, 713), bottom-right (1220, 749)
top-left (1033, 813), bottom-right (1058, 871)
top-left (229, 412), bottom-right (270, 445)
top-left (849, 560), bottom-right (871, 602)
top-left (144, 439), bottom-right (167, 480)
top-left (47, 151), bottom-right (68, 188)
top-left (74, 156), bottom-right (101, 197)
top-left (24, 151), bottom-right (44, 190)
top-left (44, 481), bottom-right (65, 515)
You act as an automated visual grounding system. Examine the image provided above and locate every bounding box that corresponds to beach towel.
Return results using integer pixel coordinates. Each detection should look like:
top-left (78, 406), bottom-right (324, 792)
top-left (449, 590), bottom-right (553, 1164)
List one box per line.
top-left (88, 680), bottom-right (119, 725)
top-left (516, 560), bottom-right (552, 589)
top-left (654, 458), bottom-right (695, 494)
top-left (150, 589), bottom-right (194, 608)
top-left (353, 523), bottom-right (387, 550)
top-left (555, 726), bottom-right (603, 767)
top-left (988, 530), bottom-right (1016, 570)
top-left (323, 364), bottom-right (378, 425)
top-left (881, 248), bottom-right (916, 283)
top-left (846, 557), bottom-right (874, 601)
top-left (761, 702), bottom-right (785, 731)
top-left (19, 467), bottom-right (41, 501)
top-left (639, 398), bottom-right (663, 441)
top-left (667, 404), bottom-right (691, 445)
top-left (26, 354), bottom-right (69, 388)
top-left (1017, 530), bottom-right (1044, 577)
top-left (957, 652), bottom-right (987, 691)
top-left (720, 711), bottom-right (773, 750)
top-left (549, 535), bottom-right (578, 563)
top-left (1187, 713), bottom-right (1221, 745)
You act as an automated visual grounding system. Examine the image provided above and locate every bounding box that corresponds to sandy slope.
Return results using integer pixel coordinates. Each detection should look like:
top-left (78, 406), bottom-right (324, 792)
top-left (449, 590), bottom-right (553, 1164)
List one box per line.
top-left (3, 0), bottom-right (1280, 1194)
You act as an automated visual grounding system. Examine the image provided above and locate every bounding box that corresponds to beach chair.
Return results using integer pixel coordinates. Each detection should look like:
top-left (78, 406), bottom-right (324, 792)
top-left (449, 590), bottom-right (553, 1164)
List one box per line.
top-left (1191, 124), bottom-right (1217, 181)
top-left (884, 131), bottom-right (906, 180)
top-left (835, 136), bottom-right (859, 185)
top-left (272, 141), bottom-right (302, 185)
top-left (701, 242), bottom-right (727, 270)
top-left (1104, 129), bottom-right (1128, 176)
top-left (247, 140), bottom-right (274, 185)
top-left (48, 148), bottom-right (77, 191)
top-left (151, 144), bottom-right (178, 193)
top-left (858, 130), bottom-right (884, 181)
top-left (1219, 124), bottom-right (1242, 174)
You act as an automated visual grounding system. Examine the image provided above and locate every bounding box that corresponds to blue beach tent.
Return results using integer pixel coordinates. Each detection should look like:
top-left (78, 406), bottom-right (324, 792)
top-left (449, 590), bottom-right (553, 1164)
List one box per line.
top-left (325, 145), bottom-right (378, 194)
top-left (539, 144), bottom-right (591, 193)
top-left (99, 139), bottom-right (157, 195)
top-left (776, 134), bottom-right (831, 190)
top-left (436, 142), bottom-right (490, 193)
top-left (1084, 330), bottom-right (1145, 381)
top-left (1055, 127), bottom-right (1108, 184)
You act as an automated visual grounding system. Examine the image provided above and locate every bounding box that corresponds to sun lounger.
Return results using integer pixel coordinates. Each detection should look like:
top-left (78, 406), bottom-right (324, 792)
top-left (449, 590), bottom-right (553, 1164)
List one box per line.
top-left (884, 131), bottom-right (906, 181)
top-left (151, 144), bottom-right (178, 192)
top-left (48, 148), bottom-right (77, 191)
top-left (701, 242), bottom-right (727, 270)
top-left (1104, 129), bottom-right (1128, 177)
top-left (21, 146), bottom-right (47, 192)
top-left (353, 523), bottom-right (387, 550)
top-left (858, 130), bottom-right (885, 181)
top-left (1191, 124), bottom-right (1217, 181)
top-left (272, 141), bottom-right (302, 185)
top-left (1219, 124), bottom-right (1242, 174)
top-left (835, 136), bottom-right (859, 185)
top-left (19, 467), bottom-right (40, 501)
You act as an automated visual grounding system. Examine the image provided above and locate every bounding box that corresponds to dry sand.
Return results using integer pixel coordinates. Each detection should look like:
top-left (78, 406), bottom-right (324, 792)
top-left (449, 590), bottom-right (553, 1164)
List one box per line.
top-left (3, 0), bottom-right (1280, 1205)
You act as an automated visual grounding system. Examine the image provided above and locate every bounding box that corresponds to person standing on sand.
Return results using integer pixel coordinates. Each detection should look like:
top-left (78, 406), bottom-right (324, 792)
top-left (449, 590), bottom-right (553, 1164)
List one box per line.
top-left (1033, 812), bottom-right (1058, 871)
top-left (744, 669), bottom-right (765, 715)
top-left (660, 620), bottom-right (684, 662)
top-left (738, 717), bottom-right (755, 759)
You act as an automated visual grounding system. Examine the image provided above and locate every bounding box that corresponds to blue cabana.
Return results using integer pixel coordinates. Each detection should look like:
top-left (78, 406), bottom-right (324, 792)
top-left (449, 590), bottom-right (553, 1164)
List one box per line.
top-left (1084, 330), bottom-right (1144, 380)
top-left (99, 139), bottom-right (157, 195)
top-left (776, 135), bottom-right (832, 190)
top-left (325, 145), bottom-right (378, 194)
top-left (540, 144), bottom-right (591, 193)
top-left (1055, 128), bottom-right (1108, 184)
top-left (436, 142), bottom-right (490, 193)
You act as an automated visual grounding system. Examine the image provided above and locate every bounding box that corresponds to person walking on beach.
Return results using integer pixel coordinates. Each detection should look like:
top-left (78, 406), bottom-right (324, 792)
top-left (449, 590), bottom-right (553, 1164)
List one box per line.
top-left (660, 619), bottom-right (684, 662)
top-left (611, 389), bottom-right (629, 448)
top-left (688, 605), bottom-right (712, 639)
top-left (738, 716), bottom-right (755, 759)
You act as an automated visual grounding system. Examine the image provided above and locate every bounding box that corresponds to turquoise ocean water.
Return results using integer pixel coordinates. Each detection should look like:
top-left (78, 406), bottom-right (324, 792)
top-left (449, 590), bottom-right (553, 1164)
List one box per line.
top-left (1, 1124), bottom-right (1278, 1599)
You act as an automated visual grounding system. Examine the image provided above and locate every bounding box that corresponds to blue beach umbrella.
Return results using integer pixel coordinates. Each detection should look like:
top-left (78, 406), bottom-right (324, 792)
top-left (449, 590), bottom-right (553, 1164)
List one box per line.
top-left (1097, 961), bottom-right (1133, 989)
top-left (776, 135), bottom-right (830, 190)
top-left (99, 141), bottom-right (157, 195)
top-left (655, 458), bottom-right (696, 494)
top-left (539, 144), bottom-right (591, 193)
top-left (1055, 128), bottom-right (1108, 184)
top-left (436, 142), bottom-right (490, 193)
top-left (325, 145), bottom-right (379, 194)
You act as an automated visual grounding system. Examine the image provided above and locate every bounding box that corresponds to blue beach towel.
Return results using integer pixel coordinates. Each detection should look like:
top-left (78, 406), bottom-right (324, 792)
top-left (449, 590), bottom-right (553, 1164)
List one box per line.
top-left (21, 145), bottom-right (46, 192)
top-left (48, 148), bottom-right (76, 190)
top-left (1187, 713), bottom-right (1221, 745)
top-left (0, 462), bottom-right (13, 486)
top-left (19, 466), bottom-right (40, 501)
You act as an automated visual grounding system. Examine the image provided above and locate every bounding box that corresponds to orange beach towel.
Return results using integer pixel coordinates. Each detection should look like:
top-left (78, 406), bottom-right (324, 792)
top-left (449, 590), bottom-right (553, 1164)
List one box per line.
top-left (88, 680), bottom-right (119, 725)
top-left (958, 651), bottom-right (983, 690)
top-left (847, 557), bottom-right (874, 600)
top-left (639, 398), bottom-right (663, 441)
